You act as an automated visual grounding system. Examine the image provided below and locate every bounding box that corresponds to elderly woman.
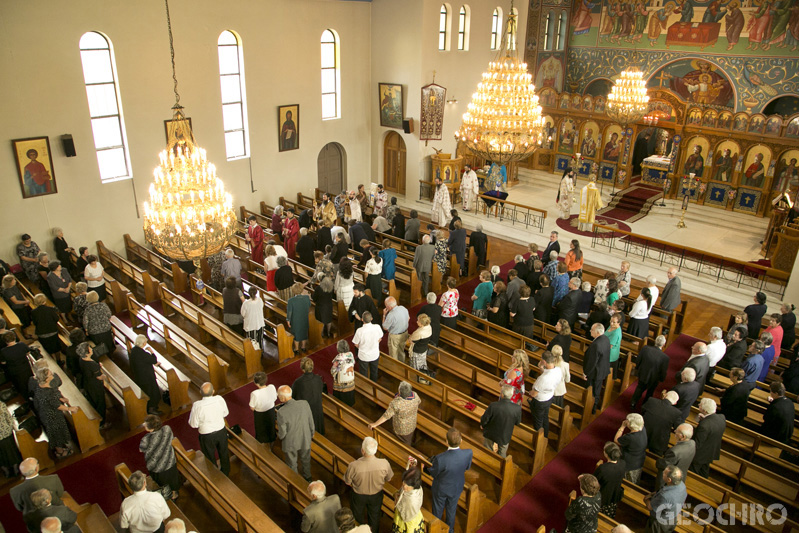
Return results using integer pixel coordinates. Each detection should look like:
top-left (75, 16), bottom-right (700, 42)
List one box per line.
top-left (564, 474), bottom-right (601, 533)
top-left (335, 508), bottom-right (371, 533)
top-left (614, 412), bottom-right (647, 483)
top-left (32, 294), bottom-right (61, 357)
top-left (78, 342), bottom-right (110, 429)
top-left (0, 397), bottom-right (22, 477)
top-left (312, 251), bottom-right (335, 284)
top-left (1, 331), bottom-right (34, 398)
top-left (616, 260), bottom-right (631, 298)
top-left (331, 340), bottom-right (356, 406)
top-left (393, 467), bottom-right (424, 533)
top-left (447, 220), bottom-right (467, 276)
top-left (781, 303), bottom-right (796, 350)
top-left (287, 283), bottom-right (311, 355)
top-left (488, 280), bottom-right (510, 328)
top-left (471, 270), bottom-right (493, 319)
top-left (275, 256), bottom-right (294, 302)
top-left (16, 234), bottom-right (41, 282)
top-left (594, 272), bottom-right (614, 305)
top-left (593, 442), bottom-right (626, 518)
top-left (130, 335), bottom-right (162, 415)
top-left (52, 227), bottom-right (75, 273)
top-left (407, 314), bottom-right (433, 383)
top-left (501, 349), bottom-right (529, 405)
top-left (83, 291), bottom-right (114, 355)
top-left (139, 415), bottom-right (180, 500)
top-left (726, 313), bottom-right (748, 344)
top-left (628, 287), bottom-right (652, 339)
top-left (34, 366), bottom-right (78, 457)
top-left (3, 274), bottom-right (31, 328)
top-left (222, 277), bottom-right (245, 336)
top-left (72, 282), bottom-right (89, 325)
top-left (312, 276), bottom-right (335, 338)
top-left (271, 205), bottom-right (284, 238)
top-left (83, 254), bottom-right (106, 302)
top-left (763, 313), bottom-right (784, 356)
top-left (368, 381), bottom-right (421, 446)
top-left (335, 258), bottom-right (355, 308)
top-left (378, 240), bottom-right (397, 284)
top-left (241, 286), bottom-right (265, 348)
top-left (47, 261), bottom-right (73, 314)
top-left (432, 229), bottom-right (449, 277)
top-left (36, 252), bottom-right (53, 300)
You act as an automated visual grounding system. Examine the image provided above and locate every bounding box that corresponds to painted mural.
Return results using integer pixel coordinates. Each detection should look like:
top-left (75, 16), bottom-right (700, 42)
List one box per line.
top-left (647, 59), bottom-right (734, 107)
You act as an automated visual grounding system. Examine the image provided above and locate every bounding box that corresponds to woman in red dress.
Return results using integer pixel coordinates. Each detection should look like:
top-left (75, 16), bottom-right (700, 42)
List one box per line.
top-left (501, 349), bottom-right (530, 405)
top-left (246, 215), bottom-right (264, 265)
top-left (282, 208), bottom-right (299, 259)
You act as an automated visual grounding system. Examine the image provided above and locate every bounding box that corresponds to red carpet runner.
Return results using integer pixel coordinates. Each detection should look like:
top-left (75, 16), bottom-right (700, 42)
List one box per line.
top-left (598, 181), bottom-right (663, 223)
top-left (477, 334), bottom-right (697, 532)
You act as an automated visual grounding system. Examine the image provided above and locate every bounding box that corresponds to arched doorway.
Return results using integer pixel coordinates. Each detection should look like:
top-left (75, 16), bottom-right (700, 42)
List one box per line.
top-left (317, 142), bottom-right (345, 194)
top-left (384, 132), bottom-right (406, 195)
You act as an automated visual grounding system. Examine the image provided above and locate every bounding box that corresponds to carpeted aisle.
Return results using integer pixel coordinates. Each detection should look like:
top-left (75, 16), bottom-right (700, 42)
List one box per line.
top-left (477, 334), bottom-right (698, 533)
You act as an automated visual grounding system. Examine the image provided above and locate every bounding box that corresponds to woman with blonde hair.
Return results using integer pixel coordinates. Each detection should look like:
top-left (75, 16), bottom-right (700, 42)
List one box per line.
top-left (550, 345), bottom-right (571, 407)
top-left (501, 349), bottom-right (529, 405)
top-left (264, 245), bottom-right (279, 292)
top-left (547, 318), bottom-right (572, 362)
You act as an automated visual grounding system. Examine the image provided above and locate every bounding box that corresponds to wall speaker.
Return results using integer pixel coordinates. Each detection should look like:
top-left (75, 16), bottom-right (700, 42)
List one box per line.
top-left (402, 118), bottom-right (414, 134)
top-left (61, 134), bottom-right (76, 157)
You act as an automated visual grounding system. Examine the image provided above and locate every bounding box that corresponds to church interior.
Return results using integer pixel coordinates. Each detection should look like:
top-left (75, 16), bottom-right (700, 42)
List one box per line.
top-left (1, 0), bottom-right (799, 532)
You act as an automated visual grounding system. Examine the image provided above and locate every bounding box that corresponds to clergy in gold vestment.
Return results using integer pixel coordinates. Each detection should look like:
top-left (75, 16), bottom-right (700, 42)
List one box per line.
top-left (578, 179), bottom-right (603, 231)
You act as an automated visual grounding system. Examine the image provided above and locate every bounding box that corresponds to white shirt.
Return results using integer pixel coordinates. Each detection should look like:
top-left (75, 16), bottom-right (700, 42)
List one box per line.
top-left (241, 297), bottom-right (265, 332)
top-left (365, 259), bottom-right (383, 276)
top-left (331, 225), bottom-right (349, 243)
top-left (637, 285), bottom-right (659, 312)
top-left (188, 395), bottom-right (229, 434)
top-left (352, 323), bottom-right (384, 362)
top-left (84, 263), bottom-right (105, 288)
top-left (119, 490), bottom-right (171, 533)
top-left (533, 367), bottom-right (563, 403)
top-left (706, 338), bottom-right (726, 367)
top-left (249, 384), bottom-right (277, 412)
top-left (554, 360), bottom-right (571, 397)
top-left (629, 299), bottom-right (650, 319)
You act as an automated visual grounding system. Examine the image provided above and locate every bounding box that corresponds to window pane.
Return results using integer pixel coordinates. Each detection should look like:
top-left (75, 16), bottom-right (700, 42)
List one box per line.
top-left (91, 117), bottom-right (122, 149)
top-left (80, 50), bottom-right (113, 84)
top-left (80, 32), bottom-right (109, 50)
top-left (321, 30), bottom-right (335, 43)
top-left (222, 103), bottom-right (243, 131)
top-left (225, 131), bottom-right (245, 158)
top-left (322, 94), bottom-right (337, 119)
top-left (85, 83), bottom-right (118, 117)
top-left (439, 33), bottom-right (446, 50)
top-left (217, 46), bottom-right (239, 75)
top-left (219, 75), bottom-right (241, 104)
top-left (321, 43), bottom-right (335, 68)
top-left (218, 31), bottom-right (237, 46)
top-left (458, 34), bottom-right (464, 50)
top-left (440, 12), bottom-right (447, 32)
top-left (321, 69), bottom-right (336, 94)
top-left (459, 14), bottom-right (465, 32)
top-left (96, 148), bottom-right (128, 180)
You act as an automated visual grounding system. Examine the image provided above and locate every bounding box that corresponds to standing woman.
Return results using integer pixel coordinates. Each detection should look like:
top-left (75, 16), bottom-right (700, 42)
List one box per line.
top-left (16, 234), bottom-right (41, 282)
top-left (249, 372), bottom-right (277, 445)
top-left (270, 205), bottom-right (284, 240)
top-left (364, 249), bottom-right (383, 302)
top-left (0, 398), bottom-right (22, 477)
top-left (726, 313), bottom-right (748, 343)
top-left (378, 241), bottom-right (397, 286)
top-left (564, 474), bottom-right (601, 533)
top-left (605, 278), bottom-right (620, 307)
top-left (547, 319), bottom-right (572, 362)
top-left (222, 277), bottom-right (245, 336)
top-left (312, 276), bottom-right (335, 338)
top-left (763, 313), bottom-right (784, 355)
top-left (393, 467), bottom-right (425, 533)
top-left (488, 280), bottom-right (510, 328)
top-left (130, 335), bottom-right (162, 415)
top-left (72, 282), bottom-right (89, 325)
top-left (605, 314), bottom-right (622, 378)
top-left (83, 254), bottom-right (107, 302)
top-left (32, 294), bottom-right (61, 357)
top-left (781, 303), bottom-right (796, 350)
top-left (627, 287), bottom-right (651, 338)
top-left (330, 340), bottom-right (356, 406)
top-left (274, 256), bottom-right (294, 302)
top-left (83, 291), bottom-right (114, 355)
top-left (501, 349), bottom-right (529, 405)
top-left (550, 345), bottom-right (571, 407)
top-left (286, 283), bottom-right (311, 355)
top-left (36, 253), bottom-right (53, 301)
top-left (3, 274), bottom-right (32, 329)
top-left (564, 240), bottom-right (584, 279)
top-left (47, 261), bottom-right (73, 314)
top-left (78, 342), bottom-right (110, 430)
top-left (52, 228), bottom-right (75, 276)
top-left (432, 229), bottom-right (449, 279)
top-left (241, 286), bottom-right (265, 349)
top-left (264, 245), bottom-right (280, 292)
top-left (33, 367), bottom-right (77, 458)
top-left (407, 314), bottom-right (433, 382)
top-left (247, 214), bottom-right (266, 265)
top-left (471, 270), bottom-right (494, 319)
top-left (438, 277), bottom-right (460, 329)
top-left (335, 258), bottom-right (355, 308)
top-left (139, 415), bottom-right (180, 500)
top-left (556, 168), bottom-right (576, 219)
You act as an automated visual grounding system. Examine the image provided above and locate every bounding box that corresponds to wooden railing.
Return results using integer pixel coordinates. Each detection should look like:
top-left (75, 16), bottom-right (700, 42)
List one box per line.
top-left (590, 223), bottom-right (789, 297)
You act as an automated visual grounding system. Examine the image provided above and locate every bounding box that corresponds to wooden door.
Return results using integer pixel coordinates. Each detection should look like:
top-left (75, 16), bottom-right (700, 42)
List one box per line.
top-left (317, 142), bottom-right (343, 193)
top-left (384, 132), bottom-right (406, 195)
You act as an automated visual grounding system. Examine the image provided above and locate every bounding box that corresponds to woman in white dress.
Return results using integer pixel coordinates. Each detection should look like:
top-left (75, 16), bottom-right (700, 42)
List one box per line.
top-left (556, 168), bottom-right (576, 219)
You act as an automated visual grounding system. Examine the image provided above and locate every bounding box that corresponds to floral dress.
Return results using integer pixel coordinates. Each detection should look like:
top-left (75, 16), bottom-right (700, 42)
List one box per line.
top-left (433, 240), bottom-right (448, 277)
top-left (16, 241), bottom-right (40, 281)
top-left (502, 367), bottom-right (525, 405)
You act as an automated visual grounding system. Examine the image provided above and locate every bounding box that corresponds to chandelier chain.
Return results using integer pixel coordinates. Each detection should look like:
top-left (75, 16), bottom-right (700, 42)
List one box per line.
top-left (164, 0), bottom-right (180, 106)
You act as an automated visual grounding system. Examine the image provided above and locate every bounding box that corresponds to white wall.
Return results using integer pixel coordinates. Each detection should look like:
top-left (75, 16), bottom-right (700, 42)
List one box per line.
top-left (0, 0), bottom-right (371, 260)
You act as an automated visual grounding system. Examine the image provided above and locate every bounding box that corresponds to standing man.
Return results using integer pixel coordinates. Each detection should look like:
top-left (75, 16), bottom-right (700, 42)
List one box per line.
top-left (220, 249), bottom-right (242, 286)
top-left (11, 458), bottom-right (65, 515)
top-left (413, 234), bottom-right (435, 298)
top-left (282, 208), bottom-right (300, 259)
top-left (527, 351), bottom-right (562, 437)
top-left (690, 398), bottom-right (726, 477)
top-left (349, 284), bottom-right (380, 331)
top-left (705, 327), bottom-right (726, 380)
top-left (542, 231), bottom-right (561, 264)
top-left (644, 466), bottom-right (687, 533)
top-left (469, 224), bottom-right (489, 269)
top-left (420, 292), bottom-right (443, 347)
top-left (480, 385), bottom-right (522, 458)
top-left (119, 471), bottom-right (171, 533)
top-left (301, 481), bottom-right (341, 533)
top-left (671, 368), bottom-right (702, 422)
top-left (660, 268), bottom-right (681, 313)
top-left (188, 383), bottom-right (230, 476)
top-left (344, 437), bottom-right (393, 533)
top-left (654, 424), bottom-right (695, 489)
top-left (374, 184), bottom-right (388, 217)
top-left (677, 342), bottom-right (710, 390)
top-left (276, 385), bottom-right (315, 482)
top-left (642, 391), bottom-right (682, 456)
top-left (245, 215), bottom-right (265, 265)
top-left (315, 192), bottom-right (338, 228)
top-left (23, 488), bottom-right (79, 533)
top-left (583, 323), bottom-right (611, 414)
top-left (557, 277), bottom-right (582, 330)
top-left (761, 381), bottom-right (794, 445)
top-left (431, 177), bottom-right (453, 227)
top-left (352, 311), bottom-right (384, 381)
top-left (429, 428), bottom-right (473, 533)
top-left (630, 335), bottom-right (669, 409)
top-left (292, 358), bottom-right (326, 436)
top-left (368, 381), bottom-right (421, 446)
top-left (382, 296), bottom-right (409, 362)
top-left (461, 164), bottom-right (479, 211)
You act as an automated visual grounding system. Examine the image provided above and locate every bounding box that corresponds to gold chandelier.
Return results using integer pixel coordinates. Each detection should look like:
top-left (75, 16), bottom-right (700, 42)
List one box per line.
top-left (606, 68), bottom-right (649, 130)
top-left (454, 1), bottom-right (544, 165)
top-left (142, 0), bottom-right (236, 262)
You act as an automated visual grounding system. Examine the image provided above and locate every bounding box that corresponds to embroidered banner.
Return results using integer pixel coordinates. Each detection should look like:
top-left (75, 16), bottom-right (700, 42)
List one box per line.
top-left (420, 83), bottom-right (447, 141)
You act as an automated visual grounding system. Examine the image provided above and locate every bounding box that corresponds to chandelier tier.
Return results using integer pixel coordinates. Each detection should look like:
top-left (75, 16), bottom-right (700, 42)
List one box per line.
top-left (143, 0), bottom-right (237, 262)
top-left (454, 2), bottom-right (544, 165)
top-left (606, 68), bottom-right (649, 130)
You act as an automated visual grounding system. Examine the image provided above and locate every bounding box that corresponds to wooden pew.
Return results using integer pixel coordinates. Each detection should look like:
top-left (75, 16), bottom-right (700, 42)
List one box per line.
top-left (158, 284), bottom-right (263, 378)
top-left (123, 234), bottom-right (188, 294)
top-left (171, 438), bottom-right (284, 532)
top-left (114, 462), bottom-right (201, 531)
top-left (127, 294), bottom-right (230, 393)
top-left (110, 316), bottom-right (192, 410)
top-left (616, 480), bottom-right (727, 533)
top-left (98, 354), bottom-right (149, 430)
top-left (60, 491), bottom-right (117, 533)
top-left (96, 240), bottom-right (159, 303)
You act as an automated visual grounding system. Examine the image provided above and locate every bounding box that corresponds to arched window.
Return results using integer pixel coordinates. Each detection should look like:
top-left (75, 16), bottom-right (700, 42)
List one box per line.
top-left (457, 5), bottom-right (470, 51)
top-left (506, 7), bottom-right (519, 50)
top-left (439, 4), bottom-right (450, 51)
top-left (543, 12), bottom-right (552, 51)
top-left (217, 30), bottom-right (250, 159)
top-left (321, 29), bottom-right (341, 120)
top-left (490, 7), bottom-right (503, 50)
top-left (545, 10), bottom-right (556, 51)
top-left (556, 12), bottom-right (567, 51)
top-left (78, 32), bottom-right (132, 183)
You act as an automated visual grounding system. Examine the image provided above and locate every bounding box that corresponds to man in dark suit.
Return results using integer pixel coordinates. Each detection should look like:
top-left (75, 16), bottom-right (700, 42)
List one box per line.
top-left (557, 277), bottom-right (582, 329)
top-left (718, 327), bottom-right (747, 370)
top-left (718, 368), bottom-right (753, 425)
top-left (469, 225), bottom-right (488, 268)
top-left (419, 293), bottom-right (442, 347)
top-left (429, 428), bottom-right (474, 533)
top-left (413, 235), bottom-right (435, 298)
top-left (671, 368), bottom-right (702, 422)
top-left (358, 220), bottom-right (376, 243)
top-left (654, 423), bottom-right (696, 489)
top-left (11, 458), bottom-right (65, 515)
top-left (690, 398), bottom-right (726, 477)
top-left (630, 335), bottom-right (669, 410)
top-left (660, 267), bottom-right (681, 313)
top-left (583, 323), bottom-right (611, 414)
top-left (292, 357), bottom-right (327, 436)
top-left (295, 227), bottom-right (316, 268)
top-left (348, 221), bottom-right (368, 252)
top-left (677, 342), bottom-right (710, 390)
top-left (533, 275), bottom-right (554, 325)
top-left (541, 231), bottom-right (561, 265)
top-left (349, 284), bottom-right (380, 331)
top-left (23, 488), bottom-right (79, 533)
top-left (642, 391), bottom-right (683, 455)
top-left (277, 385), bottom-right (316, 482)
top-left (761, 381), bottom-right (794, 445)
top-left (480, 386), bottom-right (522, 458)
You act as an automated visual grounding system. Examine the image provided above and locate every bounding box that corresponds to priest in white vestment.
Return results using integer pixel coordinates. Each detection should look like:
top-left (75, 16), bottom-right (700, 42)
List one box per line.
top-left (460, 164), bottom-right (479, 211)
top-left (347, 191), bottom-right (362, 222)
top-left (431, 177), bottom-right (452, 226)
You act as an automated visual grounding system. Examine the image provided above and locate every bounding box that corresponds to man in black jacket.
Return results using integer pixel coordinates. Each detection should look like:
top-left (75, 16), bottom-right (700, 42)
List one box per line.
top-left (642, 390), bottom-right (683, 455)
top-left (292, 357), bottom-right (327, 436)
top-left (358, 220), bottom-right (376, 242)
top-left (348, 221), bottom-right (368, 252)
top-left (295, 227), bottom-right (316, 268)
top-left (677, 342), bottom-right (710, 390)
top-left (557, 277), bottom-right (582, 329)
top-left (469, 224), bottom-right (488, 268)
top-left (541, 231), bottom-right (561, 265)
top-left (330, 232), bottom-right (349, 266)
top-left (533, 275), bottom-right (554, 325)
top-left (349, 284), bottom-right (380, 331)
top-left (719, 327), bottom-right (747, 370)
top-left (671, 368), bottom-right (702, 422)
top-left (11, 458), bottom-right (65, 515)
top-left (583, 323), bottom-right (611, 414)
top-left (690, 398), bottom-right (726, 477)
top-left (761, 381), bottom-right (794, 445)
top-left (480, 386), bottom-right (522, 458)
top-left (419, 292), bottom-right (443, 347)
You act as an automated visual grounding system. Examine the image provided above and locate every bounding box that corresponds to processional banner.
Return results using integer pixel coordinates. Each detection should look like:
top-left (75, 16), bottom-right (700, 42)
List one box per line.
top-left (420, 83), bottom-right (446, 142)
